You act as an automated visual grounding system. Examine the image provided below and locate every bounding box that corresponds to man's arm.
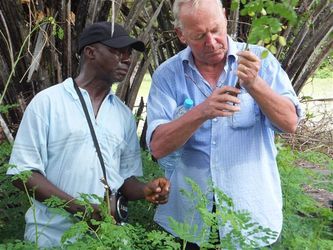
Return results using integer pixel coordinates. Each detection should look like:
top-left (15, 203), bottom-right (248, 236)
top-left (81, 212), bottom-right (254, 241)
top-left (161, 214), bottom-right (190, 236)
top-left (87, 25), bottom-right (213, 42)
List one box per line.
top-left (237, 50), bottom-right (298, 133)
top-left (12, 171), bottom-right (97, 217)
top-left (245, 76), bottom-right (298, 133)
top-left (150, 86), bottom-right (240, 159)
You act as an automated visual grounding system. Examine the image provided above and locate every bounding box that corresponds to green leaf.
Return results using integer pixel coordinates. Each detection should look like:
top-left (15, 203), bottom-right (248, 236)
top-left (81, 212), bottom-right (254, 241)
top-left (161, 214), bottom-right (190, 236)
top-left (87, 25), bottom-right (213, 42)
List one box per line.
top-left (257, 40), bottom-right (264, 46)
top-left (271, 34), bottom-right (278, 41)
top-left (61, 221), bottom-right (89, 244)
top-left (43, 196), bottom-right (67, 208)
top-left (260, 8), bottom-right (267, 16)
top-left (278, 36), bottom-right (287, 46)
top-left (267, 44), bottom-right (277, 54)
top-left (264, 37), bottom-right (271, 44)
top-left (0, 104), bottom-right (18, 114)
top-left (261, 50), bottom-right (269, 59)
top-left (57, 27), bottom-right (64, 40)
top-left (11, 170), bottom-right (32, 183)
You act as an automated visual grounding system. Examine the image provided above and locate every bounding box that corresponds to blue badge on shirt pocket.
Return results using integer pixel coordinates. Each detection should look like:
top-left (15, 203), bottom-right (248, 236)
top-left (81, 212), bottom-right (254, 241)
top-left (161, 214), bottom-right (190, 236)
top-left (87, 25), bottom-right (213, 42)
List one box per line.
top-left (228, 92), bottom-right (256, 129)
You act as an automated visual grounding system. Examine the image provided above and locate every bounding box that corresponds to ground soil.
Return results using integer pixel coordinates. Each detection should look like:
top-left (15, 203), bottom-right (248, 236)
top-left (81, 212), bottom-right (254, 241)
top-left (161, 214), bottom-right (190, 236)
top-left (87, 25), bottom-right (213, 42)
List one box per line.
top-left (296, 159), bottom-right (333, 209)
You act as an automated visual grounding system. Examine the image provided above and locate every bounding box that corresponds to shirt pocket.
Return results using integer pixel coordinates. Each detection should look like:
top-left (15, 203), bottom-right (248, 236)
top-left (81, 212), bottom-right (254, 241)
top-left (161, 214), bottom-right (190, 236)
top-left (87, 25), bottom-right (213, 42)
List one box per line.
top-left (228, 92), bottom-right (256, 129)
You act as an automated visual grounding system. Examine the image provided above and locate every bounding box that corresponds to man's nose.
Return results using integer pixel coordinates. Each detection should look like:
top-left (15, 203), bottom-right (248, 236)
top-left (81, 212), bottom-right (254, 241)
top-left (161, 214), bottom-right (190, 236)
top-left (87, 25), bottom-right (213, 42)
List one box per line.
top-left (204, 32), bottom-right (215, 47)
top-left (122, 56), bottom-right (131, 65)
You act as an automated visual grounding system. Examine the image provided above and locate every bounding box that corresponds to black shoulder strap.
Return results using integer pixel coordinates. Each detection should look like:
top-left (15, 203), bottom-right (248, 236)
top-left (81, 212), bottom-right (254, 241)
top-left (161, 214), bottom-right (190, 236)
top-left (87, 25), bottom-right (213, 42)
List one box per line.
top-left (73, 79), bottom-right (109, 188)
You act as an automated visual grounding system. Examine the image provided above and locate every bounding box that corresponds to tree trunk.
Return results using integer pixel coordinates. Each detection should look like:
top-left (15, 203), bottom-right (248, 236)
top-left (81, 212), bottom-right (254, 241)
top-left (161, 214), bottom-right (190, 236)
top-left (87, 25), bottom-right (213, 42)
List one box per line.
top-left (283, 0), bottom-right (332, 81)
top-left (293, 34), bottom-right (333, 95)
top-left (0, 0), bottom-right (332, 144)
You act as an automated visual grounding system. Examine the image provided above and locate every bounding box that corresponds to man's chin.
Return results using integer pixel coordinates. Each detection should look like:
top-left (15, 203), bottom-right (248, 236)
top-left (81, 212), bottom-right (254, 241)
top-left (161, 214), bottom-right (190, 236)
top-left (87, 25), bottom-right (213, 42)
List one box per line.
top-left (206, 56), bottom-right (225, 65)
top-left (114, 75), bottom-right (127, 83)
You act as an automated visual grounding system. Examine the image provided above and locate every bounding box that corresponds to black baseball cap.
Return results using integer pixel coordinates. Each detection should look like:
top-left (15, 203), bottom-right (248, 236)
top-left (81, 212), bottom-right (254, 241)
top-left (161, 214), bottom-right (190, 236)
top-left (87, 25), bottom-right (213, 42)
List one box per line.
top-left (78, 21), bottom-right (145, 53)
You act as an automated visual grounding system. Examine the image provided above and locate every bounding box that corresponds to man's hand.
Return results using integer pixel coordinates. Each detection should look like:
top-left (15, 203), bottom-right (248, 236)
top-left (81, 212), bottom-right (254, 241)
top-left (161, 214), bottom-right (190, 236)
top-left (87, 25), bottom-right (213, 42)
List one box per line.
top-left (143, 177), bottom-right (170, 204)
top-left (236, 50), bottom-right (298, 133)
top-left (236, 50), bottom-right (261, 88)
top-left (198, 86), bottom-right (240, 119)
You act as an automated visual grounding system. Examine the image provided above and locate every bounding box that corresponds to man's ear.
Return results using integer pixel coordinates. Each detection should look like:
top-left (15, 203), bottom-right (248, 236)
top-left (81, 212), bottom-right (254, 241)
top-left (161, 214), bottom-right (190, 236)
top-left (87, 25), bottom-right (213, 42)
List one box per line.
top-left (175, 28), bottom-right (186, 44)
top-left (222, 7), bottom-right (226, 15)
top-left (83, 45), bottom-right (96, 60)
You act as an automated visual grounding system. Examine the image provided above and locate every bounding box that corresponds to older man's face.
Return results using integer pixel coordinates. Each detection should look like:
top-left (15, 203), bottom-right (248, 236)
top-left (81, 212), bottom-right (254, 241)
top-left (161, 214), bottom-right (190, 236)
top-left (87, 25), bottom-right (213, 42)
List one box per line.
top-left (176, 0), bottom-right (228, 66)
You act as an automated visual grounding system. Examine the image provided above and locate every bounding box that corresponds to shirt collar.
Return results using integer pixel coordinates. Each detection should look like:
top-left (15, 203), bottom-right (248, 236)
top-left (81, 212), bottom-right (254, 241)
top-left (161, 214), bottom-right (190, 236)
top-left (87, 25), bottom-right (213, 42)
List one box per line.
top-left (179, 46), bottom-right (193, 65)
top-left (226, 35), bottom-right (238, 62)
top-left (63, 77), bottom-right (114, 103)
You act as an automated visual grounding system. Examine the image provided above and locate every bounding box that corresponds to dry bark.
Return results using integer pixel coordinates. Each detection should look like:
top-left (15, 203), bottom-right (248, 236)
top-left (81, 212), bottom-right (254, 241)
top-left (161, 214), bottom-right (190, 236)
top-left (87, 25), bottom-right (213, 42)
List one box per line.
top-left (0, 0), bottom-right (332, 145)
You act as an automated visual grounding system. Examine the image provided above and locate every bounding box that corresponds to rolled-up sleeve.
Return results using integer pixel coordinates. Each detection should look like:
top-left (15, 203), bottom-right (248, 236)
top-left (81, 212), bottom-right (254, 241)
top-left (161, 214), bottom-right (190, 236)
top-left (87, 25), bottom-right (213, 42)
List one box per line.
top-left (146, 69), bottom-right (179, 151)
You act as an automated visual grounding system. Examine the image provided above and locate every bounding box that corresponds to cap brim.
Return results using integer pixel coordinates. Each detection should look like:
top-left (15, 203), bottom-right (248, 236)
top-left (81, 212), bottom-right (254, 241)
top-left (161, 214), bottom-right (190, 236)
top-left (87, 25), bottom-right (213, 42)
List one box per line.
top-left (101, 36), bottom-right (145, 52)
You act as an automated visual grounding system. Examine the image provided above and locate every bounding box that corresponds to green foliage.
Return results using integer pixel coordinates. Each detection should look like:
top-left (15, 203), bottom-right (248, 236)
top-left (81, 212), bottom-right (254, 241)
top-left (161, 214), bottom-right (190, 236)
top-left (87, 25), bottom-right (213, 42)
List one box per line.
top-left (169, 178), bottom-right (278, 249)
top-left (128, 151), bottom-right (164, 230)
top-left (47, 192), bottom-right (180, 249)
top-left (62, 219), bottom-right (180, 250)
top-left (297, 151), bottom-right (333, 193)
top-left (146, 230), bottom-right (181, 250)
top-left (0, 240), bottom-right (37, 250)
top-left (314, 53), bottom-right (333, 79)
top-left (48, 17), bottom-right (65, 40)
top-left (298, 151), bottom-right (333, 169)
top-left (11, 170), bottom-right (32, 184)
top-left (232, 0), bottom-right (299, 55)
top-left (0, 142), bottom-right (29, 243)
top-left (0, 104), bottom-right (18, 115)
top-left (276, 146), bottom-right (333, 249)
top-left (1, 146), bottom-right (332, 249)
top-left (44, 196), bottom-right (75, 219)
top-left (237, 0), bottom-right (298, 24)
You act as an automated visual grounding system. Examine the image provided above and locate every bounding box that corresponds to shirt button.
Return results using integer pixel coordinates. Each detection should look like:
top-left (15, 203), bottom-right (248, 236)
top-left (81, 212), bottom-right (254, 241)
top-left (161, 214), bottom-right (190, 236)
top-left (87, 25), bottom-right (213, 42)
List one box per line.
top-left (213, 118), bottom-right (217, 122)
top-left (212, 141), bottom-right (216, 145)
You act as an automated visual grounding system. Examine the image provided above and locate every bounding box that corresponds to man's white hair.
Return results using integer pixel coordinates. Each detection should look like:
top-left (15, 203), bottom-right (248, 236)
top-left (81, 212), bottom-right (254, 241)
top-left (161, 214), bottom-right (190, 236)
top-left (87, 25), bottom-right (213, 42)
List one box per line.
top-left (172, 0), bottom-right (223, 29)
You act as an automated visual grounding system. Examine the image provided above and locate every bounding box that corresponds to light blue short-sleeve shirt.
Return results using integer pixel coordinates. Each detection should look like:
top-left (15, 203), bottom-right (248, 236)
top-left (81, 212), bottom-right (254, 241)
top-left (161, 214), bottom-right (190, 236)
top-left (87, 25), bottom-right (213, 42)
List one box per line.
top-left (7, 77), bottom-right (142, 247)
top-left (146, 37), bottom-right (302, 247)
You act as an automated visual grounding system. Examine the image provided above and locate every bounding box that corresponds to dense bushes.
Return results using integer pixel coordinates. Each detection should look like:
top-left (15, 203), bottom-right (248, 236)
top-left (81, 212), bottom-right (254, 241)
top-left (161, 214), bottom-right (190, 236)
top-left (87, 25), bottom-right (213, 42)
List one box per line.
top-left (0, 146), bottom-right (332, 249)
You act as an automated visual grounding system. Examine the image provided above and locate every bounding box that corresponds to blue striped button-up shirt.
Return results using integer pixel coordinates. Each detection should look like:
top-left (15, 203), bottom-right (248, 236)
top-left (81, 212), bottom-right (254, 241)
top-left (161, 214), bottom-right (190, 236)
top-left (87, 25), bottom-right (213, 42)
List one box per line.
top-left (146, 37), bottom-right (302, 247)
